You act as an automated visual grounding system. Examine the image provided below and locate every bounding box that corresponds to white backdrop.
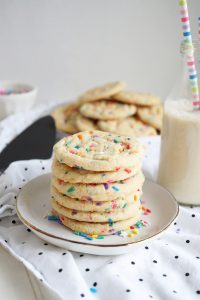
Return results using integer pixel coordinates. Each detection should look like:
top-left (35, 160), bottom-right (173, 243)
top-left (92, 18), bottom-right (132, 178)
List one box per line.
top-left (0, 0), bottom-right (199, 105)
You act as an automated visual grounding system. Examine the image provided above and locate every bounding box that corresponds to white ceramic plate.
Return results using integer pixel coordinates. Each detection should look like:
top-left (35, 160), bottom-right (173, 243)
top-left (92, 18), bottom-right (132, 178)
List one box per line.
top-left (16, 174), bottom-right (179, 255)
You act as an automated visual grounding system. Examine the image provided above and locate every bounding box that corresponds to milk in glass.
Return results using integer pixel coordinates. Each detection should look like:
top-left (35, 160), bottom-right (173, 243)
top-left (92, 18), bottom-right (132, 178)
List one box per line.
top-left (158, 99), bottom-right (200, 204)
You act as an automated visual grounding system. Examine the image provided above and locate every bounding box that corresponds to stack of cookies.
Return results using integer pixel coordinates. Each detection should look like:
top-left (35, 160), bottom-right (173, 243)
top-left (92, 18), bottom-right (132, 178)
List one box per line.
top-left (52, 81), bottom-right (163, 137)
top-left (51, 130), bottom-right (145, 236)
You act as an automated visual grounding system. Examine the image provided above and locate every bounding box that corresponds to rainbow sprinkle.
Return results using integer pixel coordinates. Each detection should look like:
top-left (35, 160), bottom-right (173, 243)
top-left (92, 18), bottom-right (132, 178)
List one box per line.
top-left (90, 287), bottom-right (97, 293)
top-left (73, 231), bottom-right (104, 240)
top-left (108, 218), bottom-right (114, 227)
top-left (67, 186), bottom-right (75, 193)
top-left (112, 186), bottom-right (119, 191)
top-left (103, 183), bottom-right (109, 190)
top-left (142, 206), bottom-right (151, 215)
top-left (114, 138), bottom-right (120, 143)
top-left (74, 232), bottom-right (93, 240)
top-left (135, 221), bottom-right (143, 228)
top-left (48, 215), bottom-right (60, 221)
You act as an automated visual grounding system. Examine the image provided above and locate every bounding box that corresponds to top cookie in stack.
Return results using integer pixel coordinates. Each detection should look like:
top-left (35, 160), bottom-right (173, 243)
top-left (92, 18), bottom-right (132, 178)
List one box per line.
top-left (51, 130), bottom-right (145, 236)
top-left (52, 81), bottom-right (163, 136)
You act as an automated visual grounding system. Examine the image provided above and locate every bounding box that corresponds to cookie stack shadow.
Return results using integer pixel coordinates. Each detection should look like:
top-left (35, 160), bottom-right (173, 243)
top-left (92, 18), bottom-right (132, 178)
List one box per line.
top-left (51, 131), bottom-right (145, 236)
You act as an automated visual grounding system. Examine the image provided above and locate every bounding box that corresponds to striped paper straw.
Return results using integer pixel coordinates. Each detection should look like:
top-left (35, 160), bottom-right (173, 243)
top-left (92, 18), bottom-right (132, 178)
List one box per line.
top-left (198, 17), bottom-right (200, 41)
top-left (179, 0), bottom-right (200, 108)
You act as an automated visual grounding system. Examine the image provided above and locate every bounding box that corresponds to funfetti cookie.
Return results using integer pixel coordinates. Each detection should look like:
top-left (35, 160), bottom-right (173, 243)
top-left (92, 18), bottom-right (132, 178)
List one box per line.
top-left (51, 171), bottom-right (144, 201)
top-left (78, 81), bottom-right (126, 103)
top-left (52, 197), bottom-right (141, 222)
top-left (54, 214), bottom-right (142, 235)
top-left (112, 91), bottom-right (161, 106)
top-left (52, 103), bottom-right (79, 133)
top-left (75, 114), bottom-right (98, 131)
top-left (137, 105), bottom-right (163, 130)
top-left (79, 100), bottom-right (136, 120)
top-left (51, 185), bottom-right (142, 212)
top-left (53, 131), bottom-right (144, 171)
top-left (52, 159), bottom-right (141, 184)
top-left (98, 118), bottom-right (157, 137)
top-left (51, 128), bottom-right (145, 236)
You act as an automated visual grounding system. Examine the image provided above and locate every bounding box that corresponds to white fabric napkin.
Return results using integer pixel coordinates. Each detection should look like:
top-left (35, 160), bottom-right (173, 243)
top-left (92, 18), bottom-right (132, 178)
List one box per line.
top-left (0, 107), bottom-right (200, 300)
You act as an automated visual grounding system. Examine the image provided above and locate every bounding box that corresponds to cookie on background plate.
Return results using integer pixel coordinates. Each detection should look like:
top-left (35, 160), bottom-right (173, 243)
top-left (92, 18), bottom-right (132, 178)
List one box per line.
top-left (98, 118), bottom-right (157, 137)
top-left (53, 131), bottom-right (144, 171)
top-left (52, 159), bottom-right (141, 184)
top-left (78, 81), bottom-right (126, 103)
top-left (79, 100), bottom-right (136, 120)
top-left (52, 103), bottom-right (79, 133)
top-left (51, 185), bottom-right (142, 212)
top-left (52, 171), bottom-right (144, 201)
top-left (112, 91), bottom-right (161, 106)
top-left (75, 114), bottom-right (98, 131)
top-left (137, 105), bottom-right (163, 130)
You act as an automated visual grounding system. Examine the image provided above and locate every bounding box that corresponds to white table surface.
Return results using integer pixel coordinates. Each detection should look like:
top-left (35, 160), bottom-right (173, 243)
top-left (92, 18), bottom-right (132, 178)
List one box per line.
top-left (0, 245), bottom-right (59, 300)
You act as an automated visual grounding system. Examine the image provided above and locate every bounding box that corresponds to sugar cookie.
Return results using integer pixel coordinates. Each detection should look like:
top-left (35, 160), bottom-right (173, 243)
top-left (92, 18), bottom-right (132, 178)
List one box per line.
top-left (53, 131), bottom-right (144, 171)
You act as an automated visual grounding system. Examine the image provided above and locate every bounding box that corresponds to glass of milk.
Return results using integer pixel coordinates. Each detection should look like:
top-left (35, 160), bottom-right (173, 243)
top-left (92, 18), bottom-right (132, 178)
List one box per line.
top-left (158, 41), bottom-right (200, 205)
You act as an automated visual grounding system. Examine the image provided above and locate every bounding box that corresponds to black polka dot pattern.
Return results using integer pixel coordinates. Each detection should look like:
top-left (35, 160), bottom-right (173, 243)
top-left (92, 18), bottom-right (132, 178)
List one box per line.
top-left (80, 294), bottom-right (85, 297)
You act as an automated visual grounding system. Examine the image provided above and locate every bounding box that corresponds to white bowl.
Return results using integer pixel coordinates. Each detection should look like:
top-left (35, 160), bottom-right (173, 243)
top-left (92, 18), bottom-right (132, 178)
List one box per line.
top-left (0, 81), bottom-right (38, 120)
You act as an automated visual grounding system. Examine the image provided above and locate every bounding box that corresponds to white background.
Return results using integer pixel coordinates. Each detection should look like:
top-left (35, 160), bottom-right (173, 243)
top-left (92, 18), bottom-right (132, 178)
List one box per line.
top-left (0, 2), bottom-right (200, 299)
top-left (0, 0), bottom-right (199, 106)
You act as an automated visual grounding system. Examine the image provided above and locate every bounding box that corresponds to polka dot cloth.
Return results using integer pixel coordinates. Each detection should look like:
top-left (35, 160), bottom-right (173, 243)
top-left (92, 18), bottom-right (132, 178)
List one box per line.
top-left (0, 110), bottom-right (200, 299)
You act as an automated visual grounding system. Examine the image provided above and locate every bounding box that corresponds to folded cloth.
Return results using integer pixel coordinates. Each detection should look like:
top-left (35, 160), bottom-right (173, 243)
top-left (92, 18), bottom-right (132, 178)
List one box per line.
top-left (0, 107), bottom-right (200, 300)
